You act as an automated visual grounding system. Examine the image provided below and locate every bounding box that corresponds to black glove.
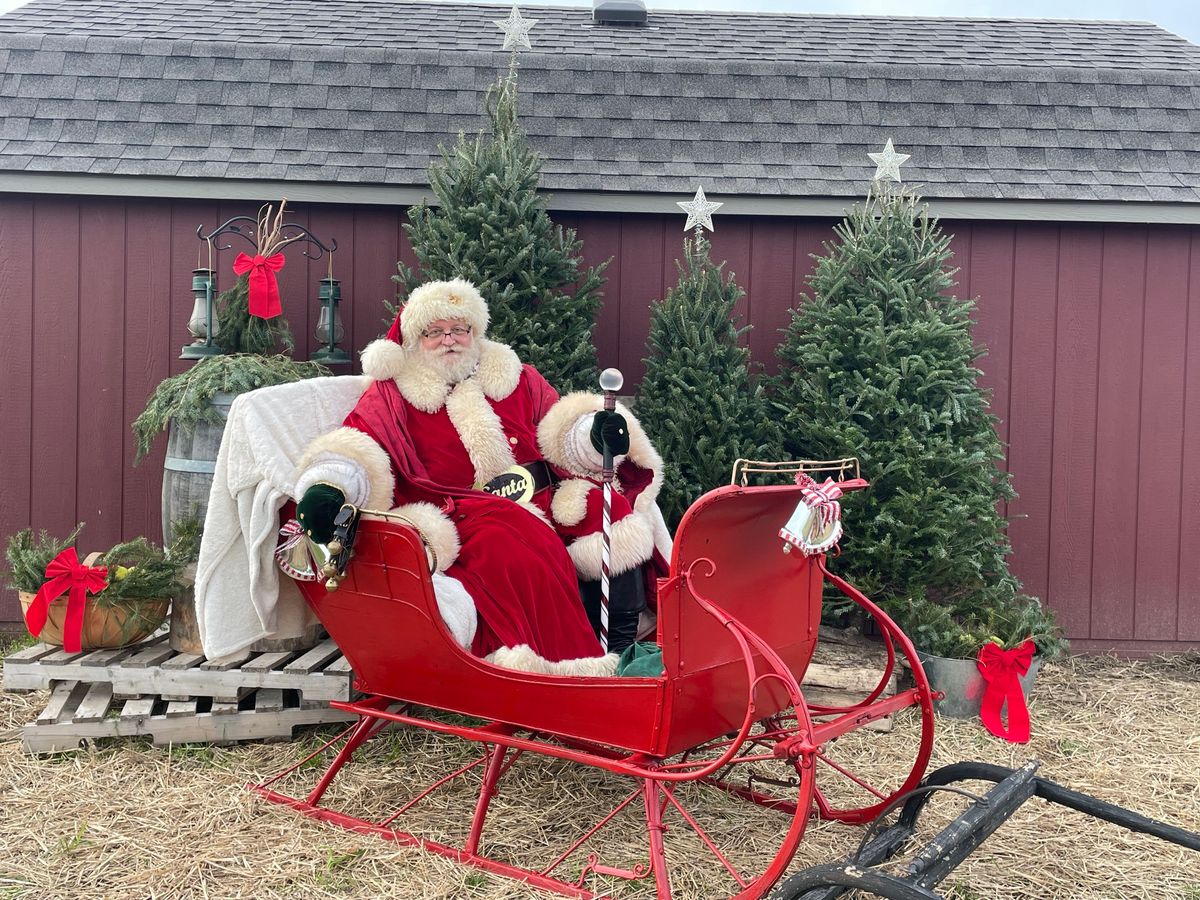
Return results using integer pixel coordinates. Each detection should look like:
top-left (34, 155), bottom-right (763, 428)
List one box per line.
top-left (589, 410), bottom-right (630, 457)
top-left (296, 483), bottom-right (345, 544)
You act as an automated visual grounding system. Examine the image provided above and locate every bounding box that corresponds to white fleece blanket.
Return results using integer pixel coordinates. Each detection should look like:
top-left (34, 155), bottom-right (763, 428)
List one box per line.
top-left (195, 376), bottom-right (479, 661)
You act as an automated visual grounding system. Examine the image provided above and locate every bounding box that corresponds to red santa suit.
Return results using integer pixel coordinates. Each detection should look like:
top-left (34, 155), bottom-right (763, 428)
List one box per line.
top-left (295, 279), bottom-right (668, 675)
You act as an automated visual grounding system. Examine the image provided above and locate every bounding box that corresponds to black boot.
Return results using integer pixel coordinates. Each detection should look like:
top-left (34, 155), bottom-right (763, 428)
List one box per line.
top-left (578, 568), bottom-right (647, 656)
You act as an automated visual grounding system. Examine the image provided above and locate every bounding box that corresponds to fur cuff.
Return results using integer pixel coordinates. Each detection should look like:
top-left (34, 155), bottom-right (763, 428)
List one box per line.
top-left (486, 644), bottom-right (619, 677)
top-left (384, 501), bottom-right (461, 573)
top-left (550, 478), bottom-right (594, 527)
top-left (296, 427), bottom-right (395, 510)
top-left (566, 512), bottom-right (655, 580)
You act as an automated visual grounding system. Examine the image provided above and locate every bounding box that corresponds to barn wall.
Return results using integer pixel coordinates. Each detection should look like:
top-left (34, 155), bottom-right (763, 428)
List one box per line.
top-left (1, 194), bottom-right (1196, 653)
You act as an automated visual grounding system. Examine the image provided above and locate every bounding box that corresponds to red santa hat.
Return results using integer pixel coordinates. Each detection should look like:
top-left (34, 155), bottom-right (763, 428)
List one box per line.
top-left (386, 278), bottom-right (490, 346)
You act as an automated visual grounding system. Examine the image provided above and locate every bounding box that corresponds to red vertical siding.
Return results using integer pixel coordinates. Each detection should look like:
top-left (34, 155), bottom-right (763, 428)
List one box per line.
top-left (1091, 225), bottom-right (1147, 641)
top-left (1, 196), bottom-right (1197, 653)
top-left (1046, 226), bottom-right (1103, 640)
top-left (1180, 231), bottom-right (1200, 642)
top-left (0, 196), bottom-right (34, 625)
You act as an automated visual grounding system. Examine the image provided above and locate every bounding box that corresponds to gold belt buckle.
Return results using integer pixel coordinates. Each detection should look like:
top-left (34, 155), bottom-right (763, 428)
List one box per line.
top-left (476, 464), bottom-right (536, 503)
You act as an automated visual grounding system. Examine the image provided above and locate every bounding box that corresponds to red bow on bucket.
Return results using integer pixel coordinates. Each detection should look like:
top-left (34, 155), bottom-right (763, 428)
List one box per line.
top-left (976, 639), bottom-right (1036, 743)
top-left (232, 252), bottom-right (286, 319)
top-left (24, 548), bottom-right (109, 653)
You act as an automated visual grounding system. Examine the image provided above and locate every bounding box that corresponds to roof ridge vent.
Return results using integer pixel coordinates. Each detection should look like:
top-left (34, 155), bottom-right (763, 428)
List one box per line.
top-left (593, 0), bottom-right (647, 27)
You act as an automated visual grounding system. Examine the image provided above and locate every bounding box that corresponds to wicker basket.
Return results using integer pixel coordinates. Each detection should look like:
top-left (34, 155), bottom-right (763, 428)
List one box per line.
top-left (18, 550), bottom-right (169, 649)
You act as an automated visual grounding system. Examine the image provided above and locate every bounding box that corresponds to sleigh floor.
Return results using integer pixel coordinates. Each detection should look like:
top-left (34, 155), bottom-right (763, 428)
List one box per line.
top-left (3, 635), bottom-right (356, 753)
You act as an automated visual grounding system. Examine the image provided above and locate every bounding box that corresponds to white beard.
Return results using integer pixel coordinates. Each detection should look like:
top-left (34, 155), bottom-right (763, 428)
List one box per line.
top-left (423, 343), bottom-right (481, 385)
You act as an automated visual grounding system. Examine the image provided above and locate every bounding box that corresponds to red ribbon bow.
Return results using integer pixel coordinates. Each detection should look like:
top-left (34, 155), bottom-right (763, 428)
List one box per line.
top-left (24, 548), bottom-right (109, 653)
top-left (976, 639), bottom-right (1037, 743)
top-left (232, 252), bottom-right (286, 319)
top-left (794, 474), bottom-right (869, 537)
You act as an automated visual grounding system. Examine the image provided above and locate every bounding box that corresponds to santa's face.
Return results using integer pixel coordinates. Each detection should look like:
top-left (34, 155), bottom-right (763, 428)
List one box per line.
top-left (418, 317), bottom-right (480, 383)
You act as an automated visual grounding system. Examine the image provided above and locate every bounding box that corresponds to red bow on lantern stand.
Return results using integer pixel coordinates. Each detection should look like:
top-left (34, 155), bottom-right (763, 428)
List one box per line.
top-left (232, 251), bottom-right (286, 319)
top-left (976, 639), bottom-right (1037, 743)
top-left (23, 548), bottom-right (109, 654)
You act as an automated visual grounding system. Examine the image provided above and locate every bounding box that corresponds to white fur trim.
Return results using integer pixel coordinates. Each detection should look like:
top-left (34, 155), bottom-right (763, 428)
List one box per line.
top-left (430, 573), bottom-right (477, 649)
top-left (295, 427), bottom-right (394, 510)
top-left (486, 644), bottom-right (619, 677)
top-left (400, 278), bottom-right (490, 346)
top-left (473, 340), bottom-right (522, 400)
top-left (385, 501), bottom-right (461, 573)
top-left (359, 338), bottom-right (407, 382)
top-left (566, 512), bottom-right (655, 580)
top-left (445, 378), bottom-right (517, 484)
top-left (538, 394), bottom-right (664, 510)
top-left (551, 478), bottom-right (593, 527)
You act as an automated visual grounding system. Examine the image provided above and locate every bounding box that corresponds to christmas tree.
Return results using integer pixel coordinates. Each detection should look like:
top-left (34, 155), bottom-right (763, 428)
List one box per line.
top-left (771, 182), bottom-right (1039, 639)
top-left (394, 69), bottom-right (606, 392)
top-left (638, 231), bottom-right (778, 530)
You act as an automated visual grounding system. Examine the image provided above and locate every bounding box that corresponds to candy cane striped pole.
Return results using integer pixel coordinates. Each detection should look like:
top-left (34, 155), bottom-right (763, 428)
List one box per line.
top-left (597, 367), bottom-right (624, 653)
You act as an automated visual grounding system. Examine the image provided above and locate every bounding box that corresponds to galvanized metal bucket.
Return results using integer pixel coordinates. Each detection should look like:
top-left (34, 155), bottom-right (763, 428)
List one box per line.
top-left (917, 650), bottom-right (1040, 720)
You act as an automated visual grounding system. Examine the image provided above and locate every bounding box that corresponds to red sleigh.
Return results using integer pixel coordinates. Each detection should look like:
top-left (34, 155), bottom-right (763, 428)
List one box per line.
top-left (252, 463), bottom-right (937, 899)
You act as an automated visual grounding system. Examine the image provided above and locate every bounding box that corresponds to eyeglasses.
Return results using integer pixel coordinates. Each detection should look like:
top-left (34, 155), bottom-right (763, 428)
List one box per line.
top-left (420, 325), bottom-right (472, 340)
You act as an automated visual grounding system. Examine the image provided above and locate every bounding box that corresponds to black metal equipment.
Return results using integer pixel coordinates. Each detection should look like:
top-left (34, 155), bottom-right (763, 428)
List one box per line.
top-left (771, 760), bottom-right (1200, 900)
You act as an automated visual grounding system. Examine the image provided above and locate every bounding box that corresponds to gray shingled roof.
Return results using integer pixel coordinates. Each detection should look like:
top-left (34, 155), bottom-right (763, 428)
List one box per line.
top-left (1, 0), bottom-right (1199, 205)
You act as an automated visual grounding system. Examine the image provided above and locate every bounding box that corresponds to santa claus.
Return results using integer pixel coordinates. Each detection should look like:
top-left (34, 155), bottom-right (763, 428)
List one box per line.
top-left (294, 278), bottom-right (667, 674)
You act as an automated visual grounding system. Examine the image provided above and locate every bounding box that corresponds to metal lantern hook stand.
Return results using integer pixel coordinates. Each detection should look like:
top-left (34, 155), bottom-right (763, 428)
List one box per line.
top-left (183, 216), bottom-right (343, 362)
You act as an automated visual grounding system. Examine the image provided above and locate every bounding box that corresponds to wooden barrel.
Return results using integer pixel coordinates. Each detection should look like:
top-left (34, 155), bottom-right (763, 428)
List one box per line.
top-left (161, 392), bottom-right (234, 546)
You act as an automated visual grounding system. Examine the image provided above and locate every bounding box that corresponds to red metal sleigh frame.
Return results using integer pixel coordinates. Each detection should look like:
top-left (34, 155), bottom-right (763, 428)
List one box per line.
top-left (252, 481), bottom-right (936, 899)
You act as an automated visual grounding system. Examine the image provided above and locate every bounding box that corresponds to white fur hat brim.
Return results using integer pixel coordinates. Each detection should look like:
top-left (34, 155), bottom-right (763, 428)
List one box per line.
top-left (400, 278), bottom-right (489, 346)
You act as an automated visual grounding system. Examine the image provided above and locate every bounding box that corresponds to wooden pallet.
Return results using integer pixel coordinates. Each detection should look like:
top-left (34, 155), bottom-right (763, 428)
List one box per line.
top-left (2, 635), bottom-right (353, 704)
top-left (20, 680), bottom-right (356, 754)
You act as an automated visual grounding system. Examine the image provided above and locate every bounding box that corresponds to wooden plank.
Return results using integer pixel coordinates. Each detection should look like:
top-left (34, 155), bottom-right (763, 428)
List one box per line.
top-left (1091, 225), bottom-right (1147, 640)
top-left (3, 642), bottom-right (60, 663)
top-left (37, 682), bottom-right (88, 725)
top-left (160, 653), bottom-right (205, 671)
top-left (1046, 224), bottom-right (1102, 640)
top-left (617, 214), bottom-right (666, 386)
top-left (39, 648), bottom-right (85, 664)
top-left (121, 199), bottom-right (173, 544)
top-left (1134, 227), bottom-right (1189, 641)
top-left (324, 654), bottom-right (353, 674)
top-left (254, 688), bottom-right (284, 712)
top-left (0, 196), bottom-right (35, 628)
top-left (747, 218), bottom-right (797, 375)
top-left (1180, 230), bottom-right (1200, 642)
top-left (282, 638), bottom-right (341, 674)
top-left (30, 197), bottom-right (81, 540)
top-left (123, 639), bottom-right (175, 669)
top-left (1006, 224), bottom-right (1059, 605)
top-left (966, 222), bottom-right (1016, 454)
top-left (76, 646), bottom-right (138, 667)
top-left (802, 662), bottom-right (895, 697)
top-left (72, 683), bottom-right (114, 723)
top-left (166, 699), bottom-right (199, 718)
top-left (573, 213), bottom-right (621, 370)
top-left (351, 206), bottom-right (403, 357)
top-left (120, 697), bottom-right (155, 719)
top-left (708, 219), bottom-right (753, 330)
top-left (77, 199), bottom-right (128, 554)
top-left (200, 651), bottom-right (252, 672)
top-left (805, 687), bottom-right (893, 733)
top-left (209, 700), bottom-right (240, 716)
top-left (241, 651), bottom-right (294, 673)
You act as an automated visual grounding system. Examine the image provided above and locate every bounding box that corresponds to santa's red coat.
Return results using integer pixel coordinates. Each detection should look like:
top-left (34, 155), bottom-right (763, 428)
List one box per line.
top-left (343, 364), bottom-right (604, 662)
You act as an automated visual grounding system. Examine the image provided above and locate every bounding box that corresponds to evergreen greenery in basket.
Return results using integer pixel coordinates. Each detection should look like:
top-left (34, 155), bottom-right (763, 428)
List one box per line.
top-left (3, 524), bottom-right (197, 647)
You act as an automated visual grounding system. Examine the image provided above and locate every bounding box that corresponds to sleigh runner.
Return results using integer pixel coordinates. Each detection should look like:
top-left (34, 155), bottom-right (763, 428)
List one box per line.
top-left (252, 468), bottom-right (939, 899)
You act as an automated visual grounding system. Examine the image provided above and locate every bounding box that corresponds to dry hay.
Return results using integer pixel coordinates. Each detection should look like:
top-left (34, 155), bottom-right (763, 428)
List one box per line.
top-left (1, 653), bottom-right (1198, 899)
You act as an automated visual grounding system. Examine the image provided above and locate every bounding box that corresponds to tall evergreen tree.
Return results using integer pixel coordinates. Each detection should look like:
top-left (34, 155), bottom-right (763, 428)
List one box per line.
top-left (771, 184), bottom-right (1023, 621)
top-left (393, 68), bottom-right (606, 392)
top-left (638, 232), bottom-right (778, 530)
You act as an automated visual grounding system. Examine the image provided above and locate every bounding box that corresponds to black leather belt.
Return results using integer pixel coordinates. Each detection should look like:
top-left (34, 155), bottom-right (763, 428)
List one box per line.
top-left (478, 460), bottom-right (557, 502)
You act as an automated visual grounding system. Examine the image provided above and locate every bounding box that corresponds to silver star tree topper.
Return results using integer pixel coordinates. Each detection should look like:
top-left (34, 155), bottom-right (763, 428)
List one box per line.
top-left (495, 5), bottom-right (537, 51)
top-left (868, 138), bottom-right (911, 183)
top-left (677, 186), bottom-right (723, 232)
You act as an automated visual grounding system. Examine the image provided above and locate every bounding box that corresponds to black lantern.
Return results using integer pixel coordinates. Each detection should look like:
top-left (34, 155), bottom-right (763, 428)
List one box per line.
top-left (180, 268), bottom-right (223, 359)
top-left (311, 277), bottom-right (350, 365)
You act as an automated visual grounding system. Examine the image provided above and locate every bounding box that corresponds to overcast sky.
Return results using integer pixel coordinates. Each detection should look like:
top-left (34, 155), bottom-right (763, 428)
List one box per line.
top-left (0, 0), bottom-right (1195, 44)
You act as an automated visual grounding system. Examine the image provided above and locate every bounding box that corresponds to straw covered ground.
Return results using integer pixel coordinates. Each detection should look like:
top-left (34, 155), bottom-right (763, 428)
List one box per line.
top-left (1, 650), bottom-right (1197, 900)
